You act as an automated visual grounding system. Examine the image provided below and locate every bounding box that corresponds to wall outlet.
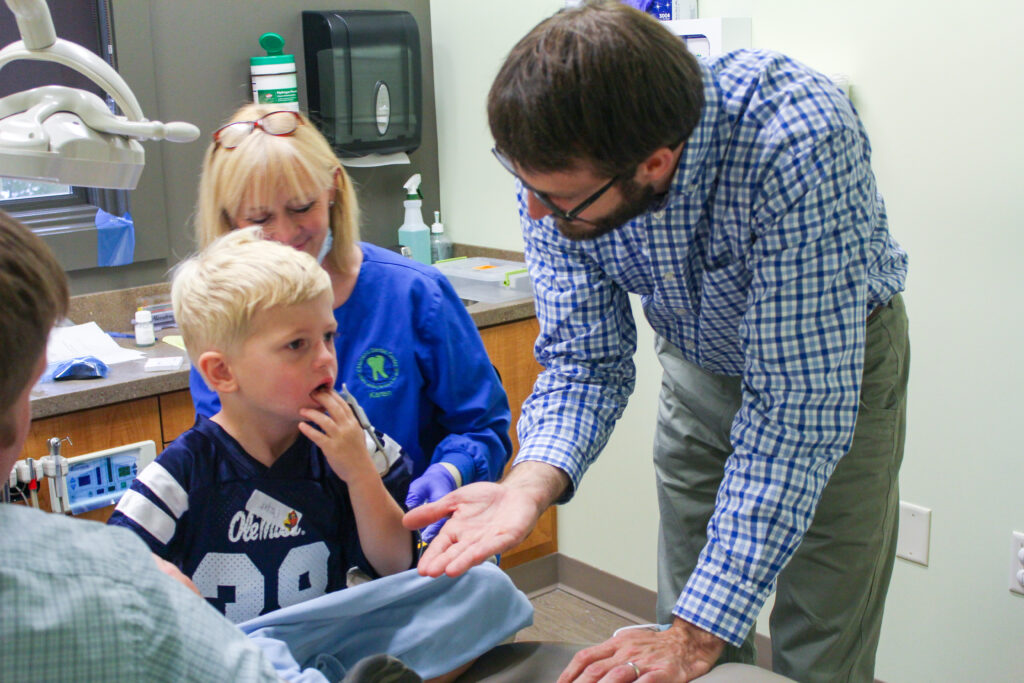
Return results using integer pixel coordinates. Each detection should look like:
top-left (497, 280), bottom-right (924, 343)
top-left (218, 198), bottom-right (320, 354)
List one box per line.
top-left (1009, 531), bottom-right (1024, 596)
top-left (896, 501), bottom-right (931, 566)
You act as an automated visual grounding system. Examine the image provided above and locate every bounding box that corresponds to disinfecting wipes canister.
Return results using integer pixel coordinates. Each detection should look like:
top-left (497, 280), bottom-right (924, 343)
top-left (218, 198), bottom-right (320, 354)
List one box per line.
top-left (251, 32), bottom-right (299, 112)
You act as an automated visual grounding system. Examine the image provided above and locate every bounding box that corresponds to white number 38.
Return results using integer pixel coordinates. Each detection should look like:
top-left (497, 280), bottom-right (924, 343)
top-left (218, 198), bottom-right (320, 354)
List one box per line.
top-left (191, 541), bottom-right (330, 622)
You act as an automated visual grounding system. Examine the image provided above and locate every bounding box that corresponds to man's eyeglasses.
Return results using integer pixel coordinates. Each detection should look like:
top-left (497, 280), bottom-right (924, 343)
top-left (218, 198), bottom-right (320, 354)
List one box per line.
top-left (491, 147), bottom-right (619, 224)
top-left (213, 111), bottom-right (303, 149)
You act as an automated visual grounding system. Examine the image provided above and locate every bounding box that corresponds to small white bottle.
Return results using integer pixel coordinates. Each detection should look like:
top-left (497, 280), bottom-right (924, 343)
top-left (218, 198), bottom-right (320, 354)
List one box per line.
top-left (430, 210), bottom-right (453, 263)
top-left (134, 310), bottom-right (155, 347)
top-left (397, 174), bottom-right (431, 265)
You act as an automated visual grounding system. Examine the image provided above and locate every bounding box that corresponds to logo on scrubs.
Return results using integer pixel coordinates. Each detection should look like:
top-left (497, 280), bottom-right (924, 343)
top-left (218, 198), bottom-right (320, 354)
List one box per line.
top-left (356, 347), bottom-right (399, 395)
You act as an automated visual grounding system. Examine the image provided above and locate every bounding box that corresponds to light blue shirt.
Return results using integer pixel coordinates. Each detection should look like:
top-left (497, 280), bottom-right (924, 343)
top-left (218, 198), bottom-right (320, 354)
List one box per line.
top-left (514, 50), bottom-right (908, 646)
top-left (0, 504), bottom-right (281, 682)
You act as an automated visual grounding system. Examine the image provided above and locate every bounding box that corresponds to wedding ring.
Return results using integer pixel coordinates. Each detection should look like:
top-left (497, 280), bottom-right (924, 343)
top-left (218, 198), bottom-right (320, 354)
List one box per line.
top-left (626, 661), bottom-right (641, 680)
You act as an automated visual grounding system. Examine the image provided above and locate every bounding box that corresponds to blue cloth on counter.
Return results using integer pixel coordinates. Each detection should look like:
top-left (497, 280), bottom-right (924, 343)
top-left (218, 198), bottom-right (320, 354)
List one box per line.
top-left (239, 562), bottom-right (534, 682)
top-left (45, 355), bottom-right (109, 381)
top-left (190, 242), bottom-right (512, 491)
top-left (96, 209), bottom-right (135, 267)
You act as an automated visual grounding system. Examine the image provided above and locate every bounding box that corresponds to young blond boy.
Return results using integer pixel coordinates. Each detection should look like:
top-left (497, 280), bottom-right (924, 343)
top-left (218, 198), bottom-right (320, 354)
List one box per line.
top-left (110, 228), bottom-right (416, 622)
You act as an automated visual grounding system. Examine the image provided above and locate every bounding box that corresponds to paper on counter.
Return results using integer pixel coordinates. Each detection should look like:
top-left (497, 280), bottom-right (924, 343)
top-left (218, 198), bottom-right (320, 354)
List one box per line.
top-left (47, 322), bottom-right (146, 365)
top-left (144, 356), bottom-right (183, 372)
top-left (160, 334), bottom-right (187, 351)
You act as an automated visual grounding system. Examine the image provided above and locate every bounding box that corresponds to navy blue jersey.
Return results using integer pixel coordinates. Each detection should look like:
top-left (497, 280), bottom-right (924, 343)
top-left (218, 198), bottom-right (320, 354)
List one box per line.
top-left (108, 416), bottom-right (400, 623)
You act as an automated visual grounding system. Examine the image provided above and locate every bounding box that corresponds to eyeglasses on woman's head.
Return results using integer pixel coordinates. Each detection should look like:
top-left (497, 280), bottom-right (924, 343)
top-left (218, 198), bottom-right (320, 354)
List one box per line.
top-left (213, 111), bottom-right (303, 149)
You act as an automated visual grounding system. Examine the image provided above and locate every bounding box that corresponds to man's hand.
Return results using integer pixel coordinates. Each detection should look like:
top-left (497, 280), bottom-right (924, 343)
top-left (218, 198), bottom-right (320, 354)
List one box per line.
top-left (403, 481), bottom-right (538, 577)
top-left (557, 618), bottom-right (725, 683)
top-left (403, 461), bottom-right (569, 577)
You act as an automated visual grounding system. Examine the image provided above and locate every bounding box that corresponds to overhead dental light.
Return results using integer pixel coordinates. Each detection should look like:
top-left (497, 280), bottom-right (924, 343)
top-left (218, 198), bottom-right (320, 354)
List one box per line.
top-left (0, 0), bottom-right (199, 190)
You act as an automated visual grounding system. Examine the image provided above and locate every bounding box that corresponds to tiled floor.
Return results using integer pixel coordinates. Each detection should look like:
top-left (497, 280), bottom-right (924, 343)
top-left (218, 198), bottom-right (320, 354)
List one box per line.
top-left (517, 587), bottom-right (645, 645)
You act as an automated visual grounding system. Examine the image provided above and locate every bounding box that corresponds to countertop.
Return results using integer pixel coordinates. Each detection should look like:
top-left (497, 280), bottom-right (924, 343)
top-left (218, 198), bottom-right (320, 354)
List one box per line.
top-left (31, 261), bottom-right (534, 419)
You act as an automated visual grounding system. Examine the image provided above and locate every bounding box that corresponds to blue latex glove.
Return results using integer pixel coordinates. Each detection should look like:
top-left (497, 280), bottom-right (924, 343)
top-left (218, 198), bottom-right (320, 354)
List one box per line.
top-left (405, 463), bottom-right (458, 543)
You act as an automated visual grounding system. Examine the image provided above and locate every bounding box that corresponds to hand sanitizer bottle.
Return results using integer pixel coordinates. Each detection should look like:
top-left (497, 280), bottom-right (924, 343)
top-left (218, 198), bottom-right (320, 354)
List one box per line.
top-left (430, 210), bottom-right (453, 263)
top-left (398, 174), bottom-right (431, 264)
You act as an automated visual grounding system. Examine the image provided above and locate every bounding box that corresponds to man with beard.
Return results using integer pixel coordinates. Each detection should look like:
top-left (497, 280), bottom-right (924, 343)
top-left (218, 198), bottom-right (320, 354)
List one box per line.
top-left (405, 2), bottom-right (909, 682)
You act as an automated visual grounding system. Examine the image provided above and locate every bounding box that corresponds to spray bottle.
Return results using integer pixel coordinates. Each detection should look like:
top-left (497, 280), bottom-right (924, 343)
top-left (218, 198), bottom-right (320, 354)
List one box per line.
top-left (398, 174), bottom-right (431, 264)
top-left (430, 210), bottom-right (453, 263)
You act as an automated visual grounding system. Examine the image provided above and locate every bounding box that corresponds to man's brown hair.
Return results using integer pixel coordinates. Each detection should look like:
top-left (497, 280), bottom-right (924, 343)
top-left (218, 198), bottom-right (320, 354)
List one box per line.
top-left (488, 0), bottom-right (704, 177)
top-left (0, 210), bottom-right (68, 442)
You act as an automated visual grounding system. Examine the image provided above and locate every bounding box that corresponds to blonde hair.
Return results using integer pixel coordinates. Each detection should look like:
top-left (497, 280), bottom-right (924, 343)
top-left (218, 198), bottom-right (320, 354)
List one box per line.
top-left (195, 103), bottom-right (359, 275)
top-left (172, 227), bottom-right (332, 358)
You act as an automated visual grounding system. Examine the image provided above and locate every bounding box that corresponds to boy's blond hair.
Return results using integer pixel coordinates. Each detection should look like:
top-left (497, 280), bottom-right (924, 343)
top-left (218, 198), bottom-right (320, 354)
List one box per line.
top-left (194, 103), bottom-right (360, 276)
top-left (172, 227), bottom-right (332, 359)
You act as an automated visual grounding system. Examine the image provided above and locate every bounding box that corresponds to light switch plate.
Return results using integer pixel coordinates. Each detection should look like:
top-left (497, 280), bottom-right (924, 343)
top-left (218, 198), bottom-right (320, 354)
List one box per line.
top-left (1009, 531), bottom-right (1024, 596)
top-left (896, 501), bottom-right (931, 566)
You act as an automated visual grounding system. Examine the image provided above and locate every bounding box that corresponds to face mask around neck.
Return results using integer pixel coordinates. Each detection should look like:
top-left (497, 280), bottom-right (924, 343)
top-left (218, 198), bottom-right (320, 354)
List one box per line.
top-left (317, 229), bottom-right (333, 264)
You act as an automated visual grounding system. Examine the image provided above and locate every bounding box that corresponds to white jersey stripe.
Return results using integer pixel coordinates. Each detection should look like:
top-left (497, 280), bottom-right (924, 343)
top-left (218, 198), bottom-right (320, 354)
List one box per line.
top-left (114, 489), bottom-right (177, 545)
top-left (136, 462), bottom-right (189, 518)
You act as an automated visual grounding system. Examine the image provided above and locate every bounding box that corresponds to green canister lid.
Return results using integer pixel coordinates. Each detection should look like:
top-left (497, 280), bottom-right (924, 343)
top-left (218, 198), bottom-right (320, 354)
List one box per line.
top-left (251, 32), bottom-right (294, 66)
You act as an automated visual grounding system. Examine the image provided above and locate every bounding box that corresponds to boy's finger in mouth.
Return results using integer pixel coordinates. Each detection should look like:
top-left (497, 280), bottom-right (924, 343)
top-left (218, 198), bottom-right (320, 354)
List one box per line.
top-left (309, 380), bottom-right (335, 408)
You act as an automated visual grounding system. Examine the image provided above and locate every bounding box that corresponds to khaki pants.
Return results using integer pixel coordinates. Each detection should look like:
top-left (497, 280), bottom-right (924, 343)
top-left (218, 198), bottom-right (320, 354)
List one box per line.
top-left (653, 294), bottom-right (909, 683)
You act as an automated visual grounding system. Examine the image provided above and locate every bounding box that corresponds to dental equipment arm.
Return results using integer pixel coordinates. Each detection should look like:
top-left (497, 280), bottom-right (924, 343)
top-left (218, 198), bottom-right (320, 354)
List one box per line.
top-left (0, 0), bottom-right (200, 189)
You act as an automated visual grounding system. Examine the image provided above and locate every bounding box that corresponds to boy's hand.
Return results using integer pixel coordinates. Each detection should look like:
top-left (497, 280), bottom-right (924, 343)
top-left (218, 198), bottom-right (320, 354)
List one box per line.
top-left (299, 389), bottom-right (376, 484)
top-left (152, 554), bottom-right (200, 595)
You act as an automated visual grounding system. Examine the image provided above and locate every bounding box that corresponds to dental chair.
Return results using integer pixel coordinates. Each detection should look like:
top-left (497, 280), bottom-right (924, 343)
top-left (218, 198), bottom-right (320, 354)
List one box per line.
top-left (456, 642), bottom-right (795, 682)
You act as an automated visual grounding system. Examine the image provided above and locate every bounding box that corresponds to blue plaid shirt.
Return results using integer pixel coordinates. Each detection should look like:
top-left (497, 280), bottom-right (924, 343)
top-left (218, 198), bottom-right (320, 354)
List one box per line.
top-left (514, 50), bottom-right (908, 646)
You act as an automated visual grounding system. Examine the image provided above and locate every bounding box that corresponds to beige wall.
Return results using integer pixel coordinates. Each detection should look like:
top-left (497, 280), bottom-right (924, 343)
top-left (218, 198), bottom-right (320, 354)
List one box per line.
top-left (431, 1), bottom-right (1024, 681)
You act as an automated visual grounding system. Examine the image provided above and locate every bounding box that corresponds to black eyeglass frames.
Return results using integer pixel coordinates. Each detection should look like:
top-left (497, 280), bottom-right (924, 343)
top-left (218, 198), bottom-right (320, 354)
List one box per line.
top-left (491, 147), bottom-right (619, 223)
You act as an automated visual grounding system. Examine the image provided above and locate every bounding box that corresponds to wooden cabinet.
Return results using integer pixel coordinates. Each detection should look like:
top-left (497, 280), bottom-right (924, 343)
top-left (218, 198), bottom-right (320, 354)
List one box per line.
top-left (158, 389), bottom-right (195, 447)
top-left (479, 317), bottom-right (558, 569)
top-left (14, 317), bottom-right (555, 564)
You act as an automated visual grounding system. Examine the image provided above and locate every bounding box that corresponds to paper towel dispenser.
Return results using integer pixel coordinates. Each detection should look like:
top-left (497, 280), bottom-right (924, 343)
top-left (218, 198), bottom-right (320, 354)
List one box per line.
top-left (302, 10), bottom-right (422, 158)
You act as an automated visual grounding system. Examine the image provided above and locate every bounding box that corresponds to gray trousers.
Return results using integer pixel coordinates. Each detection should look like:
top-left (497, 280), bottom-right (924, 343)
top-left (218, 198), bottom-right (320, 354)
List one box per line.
top-left (653, 294), bottom-right (909, 683)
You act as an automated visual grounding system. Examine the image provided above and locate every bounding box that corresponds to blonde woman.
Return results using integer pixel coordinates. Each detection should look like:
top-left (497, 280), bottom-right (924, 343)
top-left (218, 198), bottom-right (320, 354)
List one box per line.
top-left (190, 104), bottom-right (511, 541)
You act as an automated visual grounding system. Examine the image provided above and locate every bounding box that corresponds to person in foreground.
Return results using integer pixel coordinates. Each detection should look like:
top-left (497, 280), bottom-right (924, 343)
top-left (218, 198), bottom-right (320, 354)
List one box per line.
top-left (109, 228), bottom-right (415, 622)
top-left (0, 211), bottom-right (284, 681)
top-left (406, 2), bottom-right (910, 682)
top-left (189, 104), bottom-right (512, 541)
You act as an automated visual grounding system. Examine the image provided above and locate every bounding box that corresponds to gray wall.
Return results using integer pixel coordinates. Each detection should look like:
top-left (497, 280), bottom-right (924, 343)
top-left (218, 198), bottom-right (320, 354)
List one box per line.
top-left (67, 0), bottom-right (440, 295)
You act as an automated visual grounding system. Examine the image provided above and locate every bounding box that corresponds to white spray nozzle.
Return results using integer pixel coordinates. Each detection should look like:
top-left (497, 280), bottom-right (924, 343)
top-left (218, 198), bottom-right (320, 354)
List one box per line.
top-left (403, 173), bottom-right (422, 199)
